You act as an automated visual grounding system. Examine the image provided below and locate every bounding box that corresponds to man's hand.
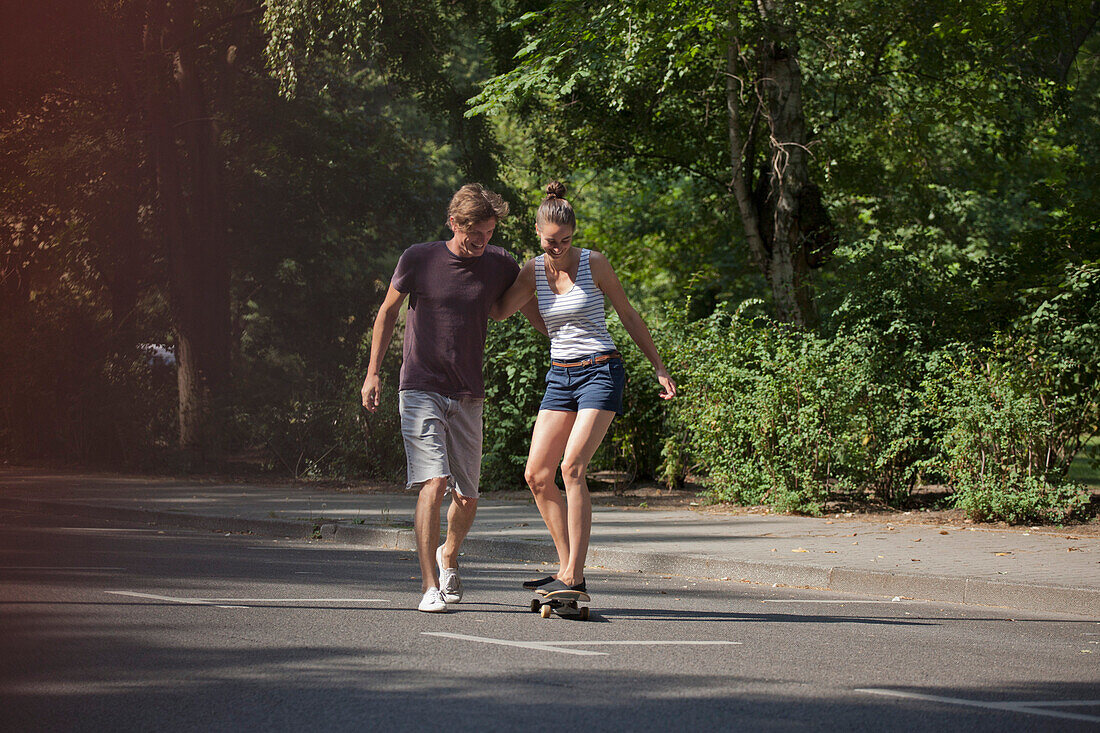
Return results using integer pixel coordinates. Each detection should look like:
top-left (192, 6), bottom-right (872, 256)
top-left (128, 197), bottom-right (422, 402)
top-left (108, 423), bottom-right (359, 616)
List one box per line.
top-left (361, 373), bottom-right (382, 412)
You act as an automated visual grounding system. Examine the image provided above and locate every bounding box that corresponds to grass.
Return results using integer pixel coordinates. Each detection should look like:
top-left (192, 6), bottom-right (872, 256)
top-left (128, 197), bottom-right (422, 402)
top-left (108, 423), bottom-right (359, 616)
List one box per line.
top-left (1068, 435), bottom-right (1100, 491)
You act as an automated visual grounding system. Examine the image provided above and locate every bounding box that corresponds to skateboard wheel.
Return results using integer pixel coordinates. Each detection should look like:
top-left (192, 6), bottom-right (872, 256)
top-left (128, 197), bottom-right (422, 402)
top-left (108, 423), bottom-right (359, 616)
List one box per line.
top-left (540, 604), bottom-right (552, 618)
top-left (579, 606), bottom-right (589, 621)
top-left (530, 598), bottom-right (541, 613)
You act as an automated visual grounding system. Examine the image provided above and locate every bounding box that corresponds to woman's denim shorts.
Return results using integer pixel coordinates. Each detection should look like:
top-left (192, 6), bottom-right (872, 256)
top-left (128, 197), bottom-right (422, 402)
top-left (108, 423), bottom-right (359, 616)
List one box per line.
top-left (540, 351), bottom-right (626, 415)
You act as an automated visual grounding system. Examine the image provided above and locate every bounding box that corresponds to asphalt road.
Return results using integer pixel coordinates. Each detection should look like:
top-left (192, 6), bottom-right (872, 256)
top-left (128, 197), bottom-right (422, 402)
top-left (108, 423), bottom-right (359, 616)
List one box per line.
top-left (1, 506), bottom-right (1098, 732)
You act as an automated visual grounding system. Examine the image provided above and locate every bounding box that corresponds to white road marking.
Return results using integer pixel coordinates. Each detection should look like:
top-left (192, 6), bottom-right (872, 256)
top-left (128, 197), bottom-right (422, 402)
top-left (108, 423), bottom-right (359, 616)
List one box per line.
top-left (64, 528), bottom-right (168, 532)
top-left (763, 599), bottom-right (912, 604)
top-left (106, 591), bottom-right (388, 609)
top-left (4, 566), bottom-right (126, 571)
top-left (421, 632), bottom-right (740, 657)
top-left (422, 632), bottom-right (606, 656)
top-left (542, 640), bottom-right (742, 646)
top-left (107, 591), bottom-right (236, 608)
top-left (857, 688), bottom-right (1100, 723)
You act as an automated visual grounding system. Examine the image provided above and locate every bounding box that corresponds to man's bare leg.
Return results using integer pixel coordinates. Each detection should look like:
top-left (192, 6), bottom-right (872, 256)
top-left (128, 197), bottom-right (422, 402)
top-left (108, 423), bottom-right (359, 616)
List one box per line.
top-left (414, 476), bottom-right (449, 591)
top-left (440, 492), bottom-right (478, 567)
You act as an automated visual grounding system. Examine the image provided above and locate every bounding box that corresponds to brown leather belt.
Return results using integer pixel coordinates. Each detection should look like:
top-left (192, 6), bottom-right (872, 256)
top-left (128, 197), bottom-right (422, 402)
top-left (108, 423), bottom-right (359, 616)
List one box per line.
top-left (551, 351), bottom-right (621, 368)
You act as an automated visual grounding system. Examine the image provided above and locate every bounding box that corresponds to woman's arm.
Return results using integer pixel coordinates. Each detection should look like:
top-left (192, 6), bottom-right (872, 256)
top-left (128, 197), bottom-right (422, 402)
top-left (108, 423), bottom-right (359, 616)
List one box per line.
top-left (519, 296), bottom-right (549, 337)
top-left (490, 259), bottom-right (538, 321)
top-left (590, 251), bottom-right (676, 400)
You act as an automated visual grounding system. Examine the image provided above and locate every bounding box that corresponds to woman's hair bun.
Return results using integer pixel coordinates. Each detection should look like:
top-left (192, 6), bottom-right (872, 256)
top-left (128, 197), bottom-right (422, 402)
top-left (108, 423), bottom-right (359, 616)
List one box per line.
top-left (545, 181), bottom-right (567, 199)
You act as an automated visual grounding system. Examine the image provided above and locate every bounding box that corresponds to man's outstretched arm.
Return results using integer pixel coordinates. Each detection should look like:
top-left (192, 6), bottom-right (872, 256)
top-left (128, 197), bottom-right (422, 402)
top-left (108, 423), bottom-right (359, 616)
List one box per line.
top-left (361, 285), bottom-right (408, 411)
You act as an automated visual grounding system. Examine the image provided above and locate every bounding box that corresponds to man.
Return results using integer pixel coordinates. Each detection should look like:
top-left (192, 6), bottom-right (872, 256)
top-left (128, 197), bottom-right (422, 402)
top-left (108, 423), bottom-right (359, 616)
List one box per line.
top-left (361, 183), bottom-right (543, 612)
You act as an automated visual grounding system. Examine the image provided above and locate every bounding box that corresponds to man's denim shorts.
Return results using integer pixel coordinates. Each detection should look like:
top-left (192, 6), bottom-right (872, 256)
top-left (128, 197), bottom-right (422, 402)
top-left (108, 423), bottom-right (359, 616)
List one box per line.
top-left (540, 351), bottom-right (626, 415)
top-left (399, 389), bottom-right (483, 498)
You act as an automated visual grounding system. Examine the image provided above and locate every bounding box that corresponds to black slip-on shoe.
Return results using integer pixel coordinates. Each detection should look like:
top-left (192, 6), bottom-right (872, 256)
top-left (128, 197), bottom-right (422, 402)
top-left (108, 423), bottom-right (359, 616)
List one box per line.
top-left (522, 575), bottom-right (557, 591)
top-left (536, 578), bottom-right (586, 596)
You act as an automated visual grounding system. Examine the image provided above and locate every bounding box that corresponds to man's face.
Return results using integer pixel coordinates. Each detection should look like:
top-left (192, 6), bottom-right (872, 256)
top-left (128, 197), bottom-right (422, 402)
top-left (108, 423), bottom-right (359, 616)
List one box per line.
top-left (450, 217), bottom-right (497, 257)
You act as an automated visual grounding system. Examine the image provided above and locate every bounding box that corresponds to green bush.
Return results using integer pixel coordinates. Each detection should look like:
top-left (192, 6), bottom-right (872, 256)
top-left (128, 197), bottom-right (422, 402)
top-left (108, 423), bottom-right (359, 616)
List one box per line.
top-left (480, 316), bottom-right (548, 490)
top-left (0, 293), bottom-right (176, 467)
top-left (589, 318), bottom-right (675, 485)
top-left (666, 301), bottom-right (913, 514)
top-left (925, 341), bottom-right (1092, 523)
top-left (227, 327), bottom-right (406, 481)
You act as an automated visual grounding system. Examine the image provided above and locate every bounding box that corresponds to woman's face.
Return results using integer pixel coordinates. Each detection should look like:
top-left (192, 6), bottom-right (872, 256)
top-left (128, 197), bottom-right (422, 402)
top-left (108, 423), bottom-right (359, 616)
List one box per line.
top-left (537, 221), bottom-right (575, 259)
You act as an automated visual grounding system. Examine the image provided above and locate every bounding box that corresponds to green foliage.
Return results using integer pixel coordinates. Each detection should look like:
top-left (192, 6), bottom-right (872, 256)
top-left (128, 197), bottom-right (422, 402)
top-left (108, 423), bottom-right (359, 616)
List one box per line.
top-left (6, 0), bottom-right (1100, 529)
top-left (480, 299), bottom-right (683, 491)
top-left (481, 315), bottom-right (549, 490)
top-left (664, 301), bottom-right (909, 514)
top-left (568, 170), bottom-right (756, 317)
top-left (262, 0), bottom-right (380, 96)
top-left (222, 52), bottom-right (470, 479)
top-left (924, 341), bottom-right (1093, 524)
top-left (591, 318), bottom-right (674, 484)
top-left (0, 290), bottom-right (175, 467)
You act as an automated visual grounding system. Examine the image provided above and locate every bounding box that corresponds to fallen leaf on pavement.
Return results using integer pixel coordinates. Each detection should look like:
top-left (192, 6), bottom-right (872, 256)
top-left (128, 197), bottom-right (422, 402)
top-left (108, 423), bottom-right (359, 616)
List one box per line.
top-left (995, 552), bottom-right (1012, 556)
top-left (792, 547), bottom-right (808, 553)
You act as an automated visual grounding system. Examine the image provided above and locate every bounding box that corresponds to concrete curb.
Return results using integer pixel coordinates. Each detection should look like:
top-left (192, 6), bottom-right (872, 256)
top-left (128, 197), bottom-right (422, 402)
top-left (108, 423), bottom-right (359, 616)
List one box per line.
top-left (6, 497), bottom-right (1097, 617)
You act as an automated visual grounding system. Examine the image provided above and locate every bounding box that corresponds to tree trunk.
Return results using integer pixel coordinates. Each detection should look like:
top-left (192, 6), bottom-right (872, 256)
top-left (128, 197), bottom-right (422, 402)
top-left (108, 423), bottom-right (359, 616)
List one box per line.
top-left (144, 0), bottom-right (230, 460)
top-left (727, 0), bottom-right (823, 327)
top-left (726, 11), bottom-right (769, 277)
top-left (758, 14), bottom-right (813, 328)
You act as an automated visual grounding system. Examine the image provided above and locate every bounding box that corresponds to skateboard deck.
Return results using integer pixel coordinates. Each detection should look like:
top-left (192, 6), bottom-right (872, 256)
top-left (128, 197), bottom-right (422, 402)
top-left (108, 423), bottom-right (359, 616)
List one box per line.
top-left (530, 589), bottom-right (591, 620)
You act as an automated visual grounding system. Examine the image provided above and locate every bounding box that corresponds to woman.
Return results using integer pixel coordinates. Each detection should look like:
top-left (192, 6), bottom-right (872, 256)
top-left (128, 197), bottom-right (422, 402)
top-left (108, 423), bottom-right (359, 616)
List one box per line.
top-left (495, 181), bottom-right (676, 595)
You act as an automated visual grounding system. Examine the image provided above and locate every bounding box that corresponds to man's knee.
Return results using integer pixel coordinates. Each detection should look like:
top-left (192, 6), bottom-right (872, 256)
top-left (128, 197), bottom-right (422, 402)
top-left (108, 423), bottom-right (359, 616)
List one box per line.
top-left (418, 477), bottom-right (449, 503)
top-left (452, 493), bottom-right (477, 512)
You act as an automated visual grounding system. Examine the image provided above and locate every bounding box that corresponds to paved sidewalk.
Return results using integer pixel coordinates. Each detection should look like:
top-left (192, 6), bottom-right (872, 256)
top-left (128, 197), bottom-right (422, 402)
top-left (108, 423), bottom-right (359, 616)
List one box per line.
top-left (1, 467), bottom-right (1097, 617)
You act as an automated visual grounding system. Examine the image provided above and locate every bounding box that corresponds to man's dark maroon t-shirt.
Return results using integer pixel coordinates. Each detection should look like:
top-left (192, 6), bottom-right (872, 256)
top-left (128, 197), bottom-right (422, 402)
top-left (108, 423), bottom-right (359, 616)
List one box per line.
top-left (391, 241), bottom-right (519, 398)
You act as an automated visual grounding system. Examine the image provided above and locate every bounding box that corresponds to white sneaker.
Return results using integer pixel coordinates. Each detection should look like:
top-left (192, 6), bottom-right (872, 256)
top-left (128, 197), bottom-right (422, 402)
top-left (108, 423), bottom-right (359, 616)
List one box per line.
top-left (436, 544), bottom-right (463, 604)
top-left (418, 587), bottom-right (447, 613)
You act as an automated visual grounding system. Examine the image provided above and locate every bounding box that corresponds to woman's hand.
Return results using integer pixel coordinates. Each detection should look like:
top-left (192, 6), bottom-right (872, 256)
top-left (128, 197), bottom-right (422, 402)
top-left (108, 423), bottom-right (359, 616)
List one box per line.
top-left (656, 369), bottom-right (677, 400)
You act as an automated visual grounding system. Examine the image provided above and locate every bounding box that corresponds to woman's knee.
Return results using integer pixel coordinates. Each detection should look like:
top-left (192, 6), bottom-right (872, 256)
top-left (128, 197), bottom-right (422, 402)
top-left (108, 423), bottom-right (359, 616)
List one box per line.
top-left (525, 464), bottom-right (555, 492)
top-left (560, 459), bottom-right (587, 485)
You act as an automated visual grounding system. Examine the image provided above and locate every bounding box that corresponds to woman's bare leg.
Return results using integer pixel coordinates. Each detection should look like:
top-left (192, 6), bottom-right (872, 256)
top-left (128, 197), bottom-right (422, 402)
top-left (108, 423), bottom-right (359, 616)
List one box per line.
top-left (558, 408), bottom-right (616, 586)
top-left (524, 410), bottom-right (576, 575)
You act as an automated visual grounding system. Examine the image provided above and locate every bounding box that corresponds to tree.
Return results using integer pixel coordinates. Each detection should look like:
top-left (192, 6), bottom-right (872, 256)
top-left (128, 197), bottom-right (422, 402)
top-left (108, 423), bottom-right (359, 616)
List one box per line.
top-left (1, 1), bottom-right (260, 459)
top-left (469, 0), bottom-right (836, 325)
top-left (467, 0), bottom-right (1099, 326)
top-left (143, 0), bottom-right (255, 455)
top-left (1, 0), bottom-right (523, 472)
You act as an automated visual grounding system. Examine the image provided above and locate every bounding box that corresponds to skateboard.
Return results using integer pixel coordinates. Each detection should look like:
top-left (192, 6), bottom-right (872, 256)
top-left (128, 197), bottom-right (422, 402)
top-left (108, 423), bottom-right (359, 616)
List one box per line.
top-left (530, 589), bottom-right (591, 620)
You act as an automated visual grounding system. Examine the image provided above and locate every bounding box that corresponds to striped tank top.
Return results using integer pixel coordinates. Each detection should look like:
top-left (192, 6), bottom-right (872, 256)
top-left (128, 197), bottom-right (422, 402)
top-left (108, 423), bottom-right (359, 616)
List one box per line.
top-left (535, 248), bottom-right (617, 360)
